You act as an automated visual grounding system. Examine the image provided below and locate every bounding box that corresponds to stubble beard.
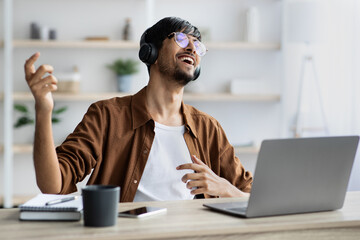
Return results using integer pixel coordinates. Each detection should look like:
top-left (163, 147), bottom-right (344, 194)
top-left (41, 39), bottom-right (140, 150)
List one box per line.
top-left (158, 61), bottom-right (194, 86)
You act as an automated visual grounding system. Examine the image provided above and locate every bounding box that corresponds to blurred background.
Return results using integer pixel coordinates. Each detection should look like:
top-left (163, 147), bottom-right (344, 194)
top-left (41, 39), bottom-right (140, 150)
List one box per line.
top-left (1, 0), bottom-right (359, 207)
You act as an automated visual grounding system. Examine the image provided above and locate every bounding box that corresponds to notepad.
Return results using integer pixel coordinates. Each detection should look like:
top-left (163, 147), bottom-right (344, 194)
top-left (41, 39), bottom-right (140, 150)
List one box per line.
top-left (19, 194), bottom-right (83, 221)
top-left (20, 194), bottom-right (83, 211)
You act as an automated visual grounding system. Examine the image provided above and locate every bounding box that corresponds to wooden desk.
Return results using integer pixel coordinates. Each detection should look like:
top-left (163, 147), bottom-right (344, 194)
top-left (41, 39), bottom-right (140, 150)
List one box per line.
top-left (1, 192), bottom-right (360, 240)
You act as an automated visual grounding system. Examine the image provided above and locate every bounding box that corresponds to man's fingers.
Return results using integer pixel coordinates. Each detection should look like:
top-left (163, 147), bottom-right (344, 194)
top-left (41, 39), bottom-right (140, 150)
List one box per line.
top-left (177, 155), bottom-right (208, 172)
top-left (31, 76), bottom-right (58, 92)
top-left (190, 187), bottom-right (204, 195)
top-left (186, 180), bottom-right (206, 190)
top-left (41, 75), bottom-right (58, 91)
top-left (38, 83), bottom-right (57, 94)
top-left (31, 82), bottom-right (57, 101)
top-left (24, 52), bottom-right (40, 80)
top-left (177, 163), bottom-right (203, 172)
top-left (29, 74), bottom-right (57, 88)
top-left (181, 172), bottom-right (204, 183)
top-left (191, 155), bottom-right (206, 165)
top-left (42, 74), bottom-right (58, 85)
top-left (31, 64), bottom-right (55, 85)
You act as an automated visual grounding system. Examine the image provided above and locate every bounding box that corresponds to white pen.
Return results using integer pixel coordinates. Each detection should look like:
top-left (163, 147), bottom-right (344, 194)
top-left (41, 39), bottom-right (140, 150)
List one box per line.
top-left (45, 196), bottom-right (78, 206)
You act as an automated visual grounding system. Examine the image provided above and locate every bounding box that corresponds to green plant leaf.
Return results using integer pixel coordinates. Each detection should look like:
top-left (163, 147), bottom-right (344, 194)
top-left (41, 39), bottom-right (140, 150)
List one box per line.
top-left (52, 118), bottom-right (60, 123)
top-left (14, 116), bottom-right (34, 128)
top-left (13, 103), bottom-right (67, 128)
top-left (14, 104), bottom-right (29, 113)
top-left (53, 106), bottom-right (68, 115)
top-left (107, 58), bottom-right (139, 75)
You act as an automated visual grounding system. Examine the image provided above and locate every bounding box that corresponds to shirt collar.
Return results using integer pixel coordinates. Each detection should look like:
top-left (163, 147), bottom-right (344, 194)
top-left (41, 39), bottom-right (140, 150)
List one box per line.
top-left (131, 86), bottom-right (198, 138)
top-left (181, 102), bottom-right (198, 138)
top-left (131, 86), bottom-right (153, 130)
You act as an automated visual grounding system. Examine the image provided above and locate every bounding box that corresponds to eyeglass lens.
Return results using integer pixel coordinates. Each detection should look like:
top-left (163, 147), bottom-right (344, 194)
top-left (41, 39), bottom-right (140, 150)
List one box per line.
top-left (175, 32), bottom-right (207, 57)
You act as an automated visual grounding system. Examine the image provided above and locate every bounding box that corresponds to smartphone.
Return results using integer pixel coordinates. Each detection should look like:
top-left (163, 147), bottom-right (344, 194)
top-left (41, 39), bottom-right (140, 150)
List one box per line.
top-left (118, 206), bottom-right (167, 218)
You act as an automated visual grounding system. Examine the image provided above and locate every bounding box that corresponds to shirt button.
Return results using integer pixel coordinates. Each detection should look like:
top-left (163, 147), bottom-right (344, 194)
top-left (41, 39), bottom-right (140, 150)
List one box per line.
top-left (134, 180), bottom-right (138, 184)
top-left (143, 149), bottom-right (148, 154)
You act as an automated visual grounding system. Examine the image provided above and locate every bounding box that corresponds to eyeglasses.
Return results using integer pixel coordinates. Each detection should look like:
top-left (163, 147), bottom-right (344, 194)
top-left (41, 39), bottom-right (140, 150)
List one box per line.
top-left (167, 32), bottom-right (207, 57)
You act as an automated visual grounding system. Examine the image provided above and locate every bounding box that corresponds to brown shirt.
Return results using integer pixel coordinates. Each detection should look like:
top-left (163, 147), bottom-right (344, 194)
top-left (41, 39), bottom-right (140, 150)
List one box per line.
top-left (56, 87), bottom-right (253, 202)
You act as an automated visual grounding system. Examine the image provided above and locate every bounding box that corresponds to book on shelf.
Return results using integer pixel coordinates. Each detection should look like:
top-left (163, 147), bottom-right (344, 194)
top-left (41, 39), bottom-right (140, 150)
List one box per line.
top-left (19, 194), bottom-right (83, 221)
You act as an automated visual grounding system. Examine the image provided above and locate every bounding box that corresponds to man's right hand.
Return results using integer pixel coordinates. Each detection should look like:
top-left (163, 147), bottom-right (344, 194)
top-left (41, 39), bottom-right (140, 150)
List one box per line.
top-left (24, 52), bottom-right (62, 194)
top-left (24, 52), bottom-right (58, 113)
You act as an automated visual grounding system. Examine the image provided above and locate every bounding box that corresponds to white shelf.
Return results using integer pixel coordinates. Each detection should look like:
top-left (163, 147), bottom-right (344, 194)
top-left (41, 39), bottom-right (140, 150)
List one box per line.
top-left (8, 92), bottom-right (131, 102)
top-left (12, 40), bottom-right (139, 49)
top-left (0, 144), bottom-right (259, 155)
top-left (0, 40), bottom-right (280, 50)
top-left (0, 92), bottom-right (281, 102)
top-left (184, 93), bottom-right (280, 102)
top-left (0, 195), bottom-right (33, 207)
top-left (205, 42), bottom-right (281, 50)
top-left (0, 144), bottom-right (33, 154)
top-left (234, 146), bottom-right (260, 155)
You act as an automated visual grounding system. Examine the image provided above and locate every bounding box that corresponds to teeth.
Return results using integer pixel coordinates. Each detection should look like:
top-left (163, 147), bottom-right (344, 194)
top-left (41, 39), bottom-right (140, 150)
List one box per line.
top-left (180, 56), bottom-right (194, 65)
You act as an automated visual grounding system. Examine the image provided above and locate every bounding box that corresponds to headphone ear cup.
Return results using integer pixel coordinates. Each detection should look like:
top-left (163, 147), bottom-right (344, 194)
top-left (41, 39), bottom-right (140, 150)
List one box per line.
top-left (139, 43), bottom-right (151, 64)
top-left (193, 66), bottom-right (201, 81)
top-left (139, 43), bottom-right (158, 65)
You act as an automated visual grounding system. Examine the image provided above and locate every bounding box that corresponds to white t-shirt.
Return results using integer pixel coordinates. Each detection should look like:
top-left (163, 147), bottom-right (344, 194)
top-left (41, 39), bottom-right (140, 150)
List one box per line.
top-left (133, 121), bottom-right (194, 202)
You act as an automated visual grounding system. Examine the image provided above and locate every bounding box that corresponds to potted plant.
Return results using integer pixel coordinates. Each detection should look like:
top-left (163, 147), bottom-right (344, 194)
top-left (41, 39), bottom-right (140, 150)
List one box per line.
top-left (13, 104), bottom-right (68, 143)
top-left (107, 58), bottom-right (139, 92)
top-left (14, 104), bottom-right (67, 128)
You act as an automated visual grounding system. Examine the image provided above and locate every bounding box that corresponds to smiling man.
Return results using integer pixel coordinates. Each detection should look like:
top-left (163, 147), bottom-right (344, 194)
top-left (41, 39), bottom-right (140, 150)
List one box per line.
top-left (24, 17), bottom-right (253, 202)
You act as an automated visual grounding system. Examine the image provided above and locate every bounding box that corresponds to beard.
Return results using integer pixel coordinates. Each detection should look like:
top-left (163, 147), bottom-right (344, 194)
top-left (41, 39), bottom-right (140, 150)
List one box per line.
top-left (173, 65), bottom-right (194, 86)
top-left (158, 60), bottom-right (194, 86)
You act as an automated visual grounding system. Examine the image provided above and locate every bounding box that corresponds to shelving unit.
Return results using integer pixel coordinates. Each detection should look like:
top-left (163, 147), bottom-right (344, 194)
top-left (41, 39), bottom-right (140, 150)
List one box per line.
top-left (1, 0), bottom-right (284, 208)
top-left (0, 92), bottom-right (281, 102)
top-left (205, 42), bottom-right (280, 50)
top-left (0, 144), bottom-right (33, 154)
top-left (12, 40), bottom-right (139, 49)
top-left (0, 40), bottom-right (280, 50)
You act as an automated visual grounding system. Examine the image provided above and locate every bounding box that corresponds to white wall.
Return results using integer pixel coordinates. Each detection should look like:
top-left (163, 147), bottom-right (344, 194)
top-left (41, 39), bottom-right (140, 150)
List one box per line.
top-left (1, 0), bottom-right (282, 196)
top-left (5, 0), bottom-right (282, 146)
top-left (1, 0), bottom-right (360, 197)
top-left (283, 0), bottom-right (360, 190)
top-left (348, 0), bottom-right (360, 191)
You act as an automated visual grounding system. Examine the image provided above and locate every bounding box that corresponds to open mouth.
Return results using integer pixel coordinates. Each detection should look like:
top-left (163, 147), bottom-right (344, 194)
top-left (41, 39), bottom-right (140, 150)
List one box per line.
top-left (178, 56), bottom-right (195, 66)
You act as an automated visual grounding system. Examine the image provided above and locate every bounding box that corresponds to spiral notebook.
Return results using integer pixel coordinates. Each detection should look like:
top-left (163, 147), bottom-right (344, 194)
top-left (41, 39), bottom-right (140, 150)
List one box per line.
top-left (19, 194), bottom-right (83, 221)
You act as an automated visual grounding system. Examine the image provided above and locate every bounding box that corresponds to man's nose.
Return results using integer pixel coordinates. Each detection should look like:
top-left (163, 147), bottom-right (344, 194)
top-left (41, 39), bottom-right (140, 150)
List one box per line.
top-left (185, 40), bottom-right (196, 54)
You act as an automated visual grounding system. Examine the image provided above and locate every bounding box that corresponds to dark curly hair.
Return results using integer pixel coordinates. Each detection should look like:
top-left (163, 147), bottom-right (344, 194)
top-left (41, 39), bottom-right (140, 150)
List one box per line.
top-left (143, 16), bottom-right (201, 52)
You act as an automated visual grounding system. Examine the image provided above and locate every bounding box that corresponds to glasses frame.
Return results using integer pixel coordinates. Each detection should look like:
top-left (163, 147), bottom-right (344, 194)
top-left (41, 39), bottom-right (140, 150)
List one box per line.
top-left (167, 32), bottom-right (207, 57)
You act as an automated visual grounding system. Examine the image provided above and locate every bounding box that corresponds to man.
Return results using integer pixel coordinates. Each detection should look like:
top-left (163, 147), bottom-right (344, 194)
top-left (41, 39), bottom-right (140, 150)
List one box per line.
top-left (24, 17), bottom-right (252, 202)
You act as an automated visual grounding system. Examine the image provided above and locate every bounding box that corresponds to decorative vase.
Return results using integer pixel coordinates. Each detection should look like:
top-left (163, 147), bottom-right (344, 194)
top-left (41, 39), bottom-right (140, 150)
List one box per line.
top-left (244, 7), bottom-right (259, 42)
top-left (117, 74), bottom-right (132, 92)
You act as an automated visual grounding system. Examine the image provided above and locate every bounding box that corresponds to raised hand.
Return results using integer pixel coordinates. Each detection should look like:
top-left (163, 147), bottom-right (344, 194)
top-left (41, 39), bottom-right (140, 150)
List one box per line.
top-left (24, 52), bottom-right (62, 194)
top-left (24, 52), bottom-right (57, 113)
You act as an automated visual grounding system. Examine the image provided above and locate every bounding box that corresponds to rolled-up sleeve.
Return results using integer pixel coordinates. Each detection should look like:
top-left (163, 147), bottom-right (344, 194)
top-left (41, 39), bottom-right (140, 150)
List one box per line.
top-left (56, 102), bottom-right (105, 194)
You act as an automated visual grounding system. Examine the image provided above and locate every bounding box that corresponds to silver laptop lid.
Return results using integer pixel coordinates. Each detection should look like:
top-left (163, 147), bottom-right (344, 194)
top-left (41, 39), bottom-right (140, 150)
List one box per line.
top-left (246, 136), bottom-right (359, 218)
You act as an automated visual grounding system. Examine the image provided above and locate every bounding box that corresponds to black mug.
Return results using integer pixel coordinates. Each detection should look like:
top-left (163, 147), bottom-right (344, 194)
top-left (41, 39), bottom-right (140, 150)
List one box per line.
top-left (82, 185), bottom-right (120, 227)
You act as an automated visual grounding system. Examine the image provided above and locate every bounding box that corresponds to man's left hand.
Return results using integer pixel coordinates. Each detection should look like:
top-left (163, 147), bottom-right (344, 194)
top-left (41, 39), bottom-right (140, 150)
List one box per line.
top-left (176, 155), bottom-right (249, 198)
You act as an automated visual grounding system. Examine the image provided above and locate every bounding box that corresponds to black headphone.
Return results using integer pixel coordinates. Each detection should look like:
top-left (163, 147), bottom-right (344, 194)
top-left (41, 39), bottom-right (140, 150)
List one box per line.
top-left (138, 30), bottom-right (201, 81)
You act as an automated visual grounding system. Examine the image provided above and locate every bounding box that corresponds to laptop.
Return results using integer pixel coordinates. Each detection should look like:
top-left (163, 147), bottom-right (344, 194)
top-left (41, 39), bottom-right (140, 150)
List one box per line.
top-left (203, 136), bottom-right (359, 218)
